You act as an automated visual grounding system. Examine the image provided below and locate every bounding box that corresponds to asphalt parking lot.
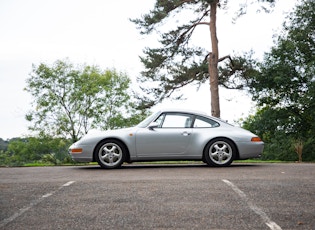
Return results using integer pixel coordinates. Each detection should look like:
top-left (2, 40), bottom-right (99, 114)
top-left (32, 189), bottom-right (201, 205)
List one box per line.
top-left (0, 163), bottom-right (314, 230)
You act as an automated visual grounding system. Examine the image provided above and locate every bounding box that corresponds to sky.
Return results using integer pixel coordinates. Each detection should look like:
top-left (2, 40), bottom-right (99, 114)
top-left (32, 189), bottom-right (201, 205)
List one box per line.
top-left (0, 0), bottom-right (297, 139)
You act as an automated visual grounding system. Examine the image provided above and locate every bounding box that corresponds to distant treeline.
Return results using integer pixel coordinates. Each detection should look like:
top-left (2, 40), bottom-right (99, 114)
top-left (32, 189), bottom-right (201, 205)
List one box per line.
top-left (0, 136), bottom-right (73, 166)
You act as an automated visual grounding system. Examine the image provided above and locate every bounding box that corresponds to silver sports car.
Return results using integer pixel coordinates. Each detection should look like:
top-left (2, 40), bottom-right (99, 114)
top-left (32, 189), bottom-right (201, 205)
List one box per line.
top-left (69, 109), bottom-right (264, 169)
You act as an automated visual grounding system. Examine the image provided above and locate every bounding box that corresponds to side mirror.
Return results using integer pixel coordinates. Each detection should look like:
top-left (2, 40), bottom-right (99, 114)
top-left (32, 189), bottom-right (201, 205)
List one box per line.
top-left (148, 122), bottom-right (159, 130)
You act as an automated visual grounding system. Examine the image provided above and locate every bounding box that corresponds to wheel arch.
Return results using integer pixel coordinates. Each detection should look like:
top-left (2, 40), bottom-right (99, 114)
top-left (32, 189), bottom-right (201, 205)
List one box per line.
top-left (93, 138), bottom-right (131, 163)
top-left (202, 137), bottom-right (240, 161)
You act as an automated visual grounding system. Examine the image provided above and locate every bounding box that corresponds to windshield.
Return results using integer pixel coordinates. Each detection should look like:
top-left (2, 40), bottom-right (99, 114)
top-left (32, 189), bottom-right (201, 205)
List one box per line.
top-left (136, 111), bottom-right (160, 128)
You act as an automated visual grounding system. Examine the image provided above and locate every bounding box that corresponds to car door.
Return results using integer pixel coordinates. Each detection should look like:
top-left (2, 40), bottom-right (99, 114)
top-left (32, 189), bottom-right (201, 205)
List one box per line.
top-left (135, 112), bottom-right (194, 158)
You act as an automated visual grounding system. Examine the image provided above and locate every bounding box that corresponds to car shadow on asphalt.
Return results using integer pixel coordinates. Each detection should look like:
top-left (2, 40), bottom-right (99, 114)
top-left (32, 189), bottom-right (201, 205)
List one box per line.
top-left (74, 162), bottom-right (262, 170)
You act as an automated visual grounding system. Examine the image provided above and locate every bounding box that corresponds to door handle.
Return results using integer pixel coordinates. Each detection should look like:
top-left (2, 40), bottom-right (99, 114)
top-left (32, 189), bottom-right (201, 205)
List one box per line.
top-left (182, 131), bottom-right (191, 136)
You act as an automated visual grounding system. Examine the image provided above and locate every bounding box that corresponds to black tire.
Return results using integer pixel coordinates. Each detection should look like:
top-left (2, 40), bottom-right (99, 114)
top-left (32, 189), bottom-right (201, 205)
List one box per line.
top-left (204, 138), bottom-right (236, 167)
top-left (95, 139), bottom-right (126, 169)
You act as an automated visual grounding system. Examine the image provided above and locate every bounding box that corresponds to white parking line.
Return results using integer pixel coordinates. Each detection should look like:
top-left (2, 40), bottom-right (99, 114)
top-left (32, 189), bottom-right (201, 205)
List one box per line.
top-left (62, 181), bottom-right (75, 187)
top-left (222, 179), bottom-right (282, 230)
top-left (0, 181), bottom-right (75, 228)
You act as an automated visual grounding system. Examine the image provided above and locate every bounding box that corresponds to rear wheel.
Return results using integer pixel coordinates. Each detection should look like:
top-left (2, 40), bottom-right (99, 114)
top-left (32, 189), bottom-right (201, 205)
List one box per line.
top-left (204, 138), bottom-right (236, 167)
top-left (95, 140), bottom-right (125, 169)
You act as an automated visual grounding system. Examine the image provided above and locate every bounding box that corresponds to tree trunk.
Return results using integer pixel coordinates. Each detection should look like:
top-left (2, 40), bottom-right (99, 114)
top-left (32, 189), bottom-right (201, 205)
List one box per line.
top-left (294, 140), bottom-right (303, 163)
top-left (209, 1), bottom-right (220, 118)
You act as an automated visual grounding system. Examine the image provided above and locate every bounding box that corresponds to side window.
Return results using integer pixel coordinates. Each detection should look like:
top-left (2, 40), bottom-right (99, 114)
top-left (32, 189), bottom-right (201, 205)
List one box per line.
top-left (193, 116), bottom-right (219, 128)
top-left (156, 113), bottom-right (193, 128)
top-left (155, 114), bottom-right (165, 128)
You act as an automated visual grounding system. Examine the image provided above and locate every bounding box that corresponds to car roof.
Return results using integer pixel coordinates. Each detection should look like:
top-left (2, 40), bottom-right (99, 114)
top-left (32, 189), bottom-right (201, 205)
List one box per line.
top-left (157, 108), bottom-right (231, 125)
top-left (157, 108), bottom-right (208, 116)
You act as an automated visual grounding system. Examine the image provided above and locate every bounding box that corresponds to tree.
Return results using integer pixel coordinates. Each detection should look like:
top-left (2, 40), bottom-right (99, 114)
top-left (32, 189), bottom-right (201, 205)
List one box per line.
top-left (0, 138), bottom-right (8, 151)
top-left (243, 0), bottom-right (315, 161)
top-left (132, 0), bottom-right (276, 117)
top-left (0, 136), bottom-right (72, 166)
top-left (25, 59), bottom-right (145, 142)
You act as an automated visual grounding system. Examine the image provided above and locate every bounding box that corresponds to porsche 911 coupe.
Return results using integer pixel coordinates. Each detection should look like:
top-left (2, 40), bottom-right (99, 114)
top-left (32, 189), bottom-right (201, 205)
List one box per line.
top-left (69, 109), bottom-right (264, 169)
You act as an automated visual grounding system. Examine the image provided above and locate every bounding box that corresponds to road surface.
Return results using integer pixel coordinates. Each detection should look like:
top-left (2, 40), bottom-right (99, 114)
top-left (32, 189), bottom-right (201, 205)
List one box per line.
top-left (0, 163), bottom-right (314, 229)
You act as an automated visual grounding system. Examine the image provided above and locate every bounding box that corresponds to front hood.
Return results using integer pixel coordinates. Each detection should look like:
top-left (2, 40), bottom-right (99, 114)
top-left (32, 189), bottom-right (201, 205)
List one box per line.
top-left (77, 127), bottom-right (136, 144)
top-left (87, 127), bottom-right (134, 136)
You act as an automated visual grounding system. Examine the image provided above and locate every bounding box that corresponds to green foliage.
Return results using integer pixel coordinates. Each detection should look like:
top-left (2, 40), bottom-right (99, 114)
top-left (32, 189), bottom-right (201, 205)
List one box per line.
top-left (218, 51), bottom-right (260, 90)
top-left (0, 138), bottom-right (9, 151)
top-left (0, 136), bottom-right (72, 166)
top-left (41, 153), bottom-right (73, 166)
top-left (25, 59), bottom-right (145, 142)
top-left (243, 108), bottom-right (315, 161)
top-left (0, 150), bottom-right (11, 166)
top-left (242, 107), bottom-right (315, 161)
top-left (243, 0), bottom-right (315, 161)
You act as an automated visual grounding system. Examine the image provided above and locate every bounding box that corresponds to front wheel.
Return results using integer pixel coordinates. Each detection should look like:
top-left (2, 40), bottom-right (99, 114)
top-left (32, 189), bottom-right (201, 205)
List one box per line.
top-left (204, 138), bottom-right (236, 167)
top-left (95, 140), bottom-right (125, 169)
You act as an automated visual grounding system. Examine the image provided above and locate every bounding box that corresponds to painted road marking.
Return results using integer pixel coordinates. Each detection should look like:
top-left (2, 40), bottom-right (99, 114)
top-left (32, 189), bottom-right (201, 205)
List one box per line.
top-left (0, 181), bottom-right (75, 228)
top-left (222, 179), bottom-right (282, 230)
top-left (62, 181), bottom-right (75, 187)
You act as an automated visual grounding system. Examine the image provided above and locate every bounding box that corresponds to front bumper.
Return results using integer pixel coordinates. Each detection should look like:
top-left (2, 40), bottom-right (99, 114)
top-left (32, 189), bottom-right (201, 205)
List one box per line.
top-left (69, 143), bottom-right (94, 162)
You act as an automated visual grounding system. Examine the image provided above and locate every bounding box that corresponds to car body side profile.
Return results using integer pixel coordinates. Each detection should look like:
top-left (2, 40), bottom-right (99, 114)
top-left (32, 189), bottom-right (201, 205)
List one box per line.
top-left (69, 109), bottom-right (264, 169)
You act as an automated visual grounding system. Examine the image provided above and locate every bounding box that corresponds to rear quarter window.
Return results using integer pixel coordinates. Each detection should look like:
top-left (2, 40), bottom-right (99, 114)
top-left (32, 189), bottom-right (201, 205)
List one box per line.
top-left (193, 116), bottom-right (220, 128)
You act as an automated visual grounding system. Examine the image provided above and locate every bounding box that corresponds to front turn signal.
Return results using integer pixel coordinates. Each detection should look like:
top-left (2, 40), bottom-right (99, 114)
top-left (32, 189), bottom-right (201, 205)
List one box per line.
top-left (71, 148), bottom-right (83, 154)
top-left (251, 137), bottom-right (262, 142)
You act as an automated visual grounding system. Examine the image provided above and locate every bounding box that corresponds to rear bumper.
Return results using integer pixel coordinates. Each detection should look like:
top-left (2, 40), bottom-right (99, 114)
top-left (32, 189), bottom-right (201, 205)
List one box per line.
top-left (237, 141), bottom-right (264, 159)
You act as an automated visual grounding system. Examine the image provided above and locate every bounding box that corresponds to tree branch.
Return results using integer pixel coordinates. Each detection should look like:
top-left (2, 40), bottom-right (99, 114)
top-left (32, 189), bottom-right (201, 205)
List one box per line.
top-left (176, 9), bottom-right (211, 46)
top-left (218, 55), bottom-right (233, 63)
